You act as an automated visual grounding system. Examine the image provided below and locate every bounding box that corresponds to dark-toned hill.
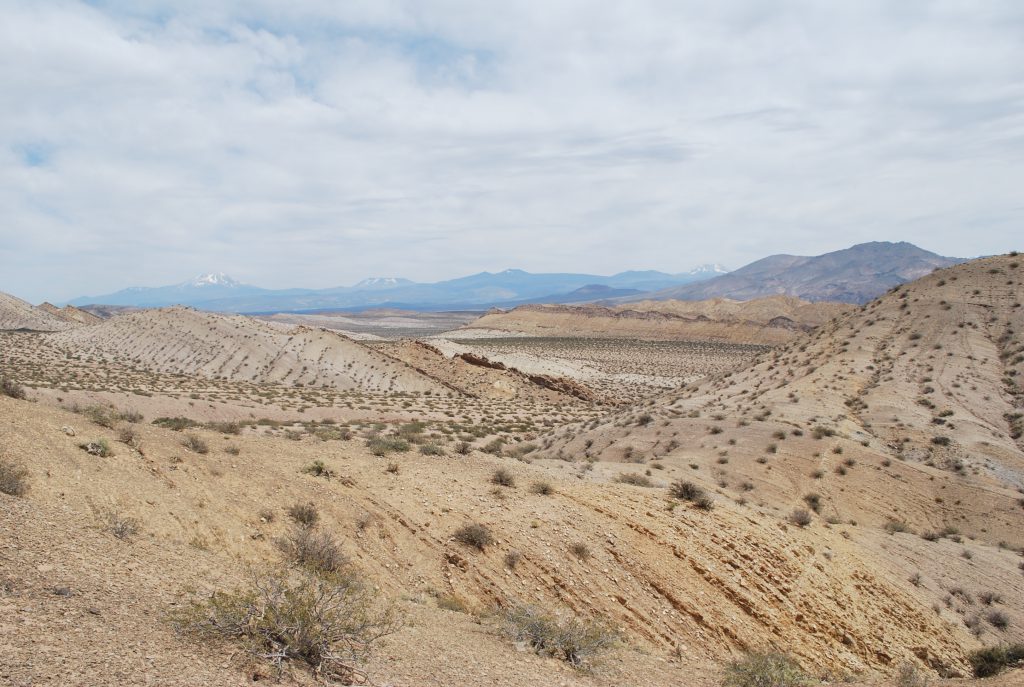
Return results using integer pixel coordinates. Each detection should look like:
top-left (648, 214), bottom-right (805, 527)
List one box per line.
top-left (637, 242), bottom-right (964, 304)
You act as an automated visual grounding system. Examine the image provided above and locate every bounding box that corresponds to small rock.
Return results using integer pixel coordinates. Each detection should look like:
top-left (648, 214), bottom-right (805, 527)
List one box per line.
top-left (62, 426), bottom-right (75, 436)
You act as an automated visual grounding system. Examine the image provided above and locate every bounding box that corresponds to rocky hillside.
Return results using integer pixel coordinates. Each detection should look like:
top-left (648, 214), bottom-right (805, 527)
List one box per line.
top-left (48, 306), bottom-right (455, 394)
top-left (532, 253), bottom-right (1024, 655)
top-left (640, 242), bottom-right (963, 304)
top-left (0, 292), bottom-right (74, 332)
top-left (462, 296), bottom-right (851, 344)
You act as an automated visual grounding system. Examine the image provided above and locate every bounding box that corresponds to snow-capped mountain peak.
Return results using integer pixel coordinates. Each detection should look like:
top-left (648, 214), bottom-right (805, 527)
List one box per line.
top-left (353, 277), bottom-right (412, 289)
top-left (688, 264), bottom-right (729, 275)
top-left (187, 273), bottom-right (240, 288)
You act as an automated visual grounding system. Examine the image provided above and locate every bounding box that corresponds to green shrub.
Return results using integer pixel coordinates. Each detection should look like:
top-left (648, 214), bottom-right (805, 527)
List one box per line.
top-left (79, 439), bottom-right (112, 457)
top-left (968, 644), bottom-right (1024, 677)
top-left (366, 436), bottom-right (410, 456)
top-left (302, 460), bottom-right (334, 478)
top-left (499, 604), bottom-right (617, 668)
top-left (669, 480), bottom-right (714, 510)
top-left (723, 652), bottom-right (811, 687)
top-left (153, 416), bottom-right (199, 431)
top-left (174, 569), bottom-right (398, 683)
top-left (614, 473), bottom-right (653, 487)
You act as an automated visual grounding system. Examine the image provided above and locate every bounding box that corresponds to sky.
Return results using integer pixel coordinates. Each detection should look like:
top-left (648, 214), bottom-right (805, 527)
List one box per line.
top-left (1, 1), bottom-right (1022, 302)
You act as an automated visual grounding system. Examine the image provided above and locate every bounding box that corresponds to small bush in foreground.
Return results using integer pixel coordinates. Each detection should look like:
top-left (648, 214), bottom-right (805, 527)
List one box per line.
top-left (105, 511), bottom-right (140, 540)
top-left (174, 570), bottom-right (398, 683)
top-left (491, 468), bottom-right (516, 487)
top-left (0, 458), bottom-right (29, 496)
top-left (278, 526), bottom-right (347, 574)
top-left (152, 416), bottom-right (199, 431)
top-left (499, 604), bottom-right (617, 668)
top-left (181, 434), bottom-right (208, 454)
top-left (302, 460), bottom-right (335, 479)
top-left (0, 377), bottom-right (26, 400)
top-left (788, 509), bottom-right (812, 528)
top-left (968, 644), bottom-right (1024, 677)
top-left (366, 436), bottom-right (410, 456)
top-left (723, 652), bottom-right (811, 687)
top-left (287, 502), bottom-right (320, 528)
top-left (614, 473), bottom-right (653, 487)
top-left (669, 480), bottom-right (714, 510)
top-left (453, 523), bottom-right (493, 551)
top-left (529, 481), bottom-right (555, 496)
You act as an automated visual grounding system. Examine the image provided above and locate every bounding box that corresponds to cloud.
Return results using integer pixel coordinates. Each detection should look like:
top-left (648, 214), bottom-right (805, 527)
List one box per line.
top-left (1, 1), bottom-right (1022, 301)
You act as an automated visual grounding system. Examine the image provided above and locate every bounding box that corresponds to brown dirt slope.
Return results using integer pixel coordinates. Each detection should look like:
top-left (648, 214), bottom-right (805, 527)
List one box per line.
top-left (48, 306), bottom-right (455, 394)
top-left (462, 296), bottom-right (851, 344)
top-left (532, 254), bottom-right (1024, 654)
top-left (0, 394), bottom-right (993, 685)
top-left (37, 302), bottom-right (104, 326)
top-left (0, 292), bottom-right (72, 332)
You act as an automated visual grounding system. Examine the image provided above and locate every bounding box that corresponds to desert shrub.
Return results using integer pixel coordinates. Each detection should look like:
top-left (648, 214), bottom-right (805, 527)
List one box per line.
top-left (987, 610), bottom-right (1010, 630)
top-left (419, 442), bottom-right (444, 456)
top-left (802, 493), bottom-right (822, 513)
top-left (895, 661), bottom-right (928, 687)
top-left (116, 425), bottom-right (142, 450)
top-left (669, 480), bottom-right (714, 509)
top-left (302, 460), bottom-right (334, 479)
top-left (225, 445), bottom-right (240, 456)
top-left (529, 481), bottom-right (555, 496)
top-left (181, 434), bottom-right (209, 454)
top-left (205, 421), bottom-right (241, 435)
top-left (491, 468), bottom-right (516, 487)
top-left (79, 439), bottom-right (112, 457)
top-left (723, 652), bottom-right (810, 687)
top-left (0, 458), bottom-right (29, 496)
top-left (788, 509), bottom-right (812, 527)
top-left (174, 569), bottom-right (398, 683)
top-left (453, 523), bottom-right (493, 551)
top-left (455, 441), bottom-right (472, 455)
top-left (569, 542), bottom-right (591, 561)
top-left (499, 604), bottom-right (617, 668)
top-left (105, 511), bottom-right (140, 540)
top-left (287, 502), bottom-right (320, 528)
top-left (614, 473), bottom-right (653, 487)
top-left (366, 436), bottom-right (410, 456)
top-left (968, 644), bottom-right (1024, 677)
top-left (811, 425), bottom-right (835, 440)
top-left (278, 526), bottom-right (347, 574)
top-left (153, 416), bottom-right (199, 431)
top-left (884, 520), bottom-right (912, 534)
top-left (0, 377), bottom-right (26, 400)
top-left (385, 461), bottom-right (400, 474)
top-left (504, 550), bottom-right (523, 570)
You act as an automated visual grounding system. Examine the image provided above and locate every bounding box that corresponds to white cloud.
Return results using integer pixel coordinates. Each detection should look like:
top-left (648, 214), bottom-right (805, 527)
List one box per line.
top-left (1, 0), bottom-right (1022, 301)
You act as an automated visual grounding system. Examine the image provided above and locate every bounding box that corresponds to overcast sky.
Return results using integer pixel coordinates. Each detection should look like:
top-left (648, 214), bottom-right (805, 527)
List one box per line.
top-left (2, 1), bottom-right (1022, 302)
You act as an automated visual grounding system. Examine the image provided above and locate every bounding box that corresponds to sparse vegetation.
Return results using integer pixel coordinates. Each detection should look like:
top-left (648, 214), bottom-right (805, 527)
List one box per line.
top-left (614, 473), bottom-right (653, 487)
top-left (968, 644), bottom-right (1024, 677)
top-left (723, 652), bottom-right (810, 687)
top-left (287, 502), bottom-right (320, 528)
top-left (0, 376), bottom-right (26, 399)
top-left (181, 433), bottom-right (209, 454)
top-left (278, 526), bottom-right (347, 574)
top-left (529, 480), bottom-right (555, 496)
top-left (499, 603), bottom-right (617, 668)
top-left (453, 523), bottom-right (493, 551)
top-left (0, 458), bottom-right (30, 496)
top-left (175, 569), bottom-right (398, 683)
top-left (491, 468), bottom-right (516, 487)
top-left (669, 480), bottom-right (714, 510)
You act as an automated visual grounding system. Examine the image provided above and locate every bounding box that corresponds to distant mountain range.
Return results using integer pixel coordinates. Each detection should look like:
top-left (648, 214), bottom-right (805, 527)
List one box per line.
top-left (62, 243), bottom-right (965, 313)
top-left (65, 265), bottom-right (729, 312)
top-left (621, 242), bottom-right (964, 304)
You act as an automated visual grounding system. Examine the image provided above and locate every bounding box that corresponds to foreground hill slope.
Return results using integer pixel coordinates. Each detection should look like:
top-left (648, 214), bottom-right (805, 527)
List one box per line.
top-left (462, 296), bottom-right (851, 344)
top-left (0, 291), bottom-right (73, 331)
top-left (0, 394), bottom-right (999, 685)
top-left (48, 306), bottom-right (454, 394)
top-left (642, 242), bottom-right (963, 304)
top-left (533, 254), bottom-right (1024, 640)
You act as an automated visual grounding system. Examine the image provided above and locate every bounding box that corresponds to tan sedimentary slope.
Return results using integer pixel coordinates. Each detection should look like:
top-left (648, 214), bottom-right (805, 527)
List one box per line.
top-left (48, 306), bottom-right (454, 394)
top-left (37, 302), bottom-right (104, 326)
top-left (379, 339), bottom-right (601, 403)
top-left (533, 255), bottom-right (1024, 646)
top-left (0, 395), bottom-right (988, 685)
top-left (0, 291), bottom-right (72, 331)
top-left (461, 296), bottom-right (852, 344)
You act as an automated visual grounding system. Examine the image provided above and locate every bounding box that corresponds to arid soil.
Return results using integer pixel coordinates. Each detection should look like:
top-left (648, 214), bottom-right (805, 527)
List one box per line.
top-left (2, 255), bottom-right (1023, 686)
